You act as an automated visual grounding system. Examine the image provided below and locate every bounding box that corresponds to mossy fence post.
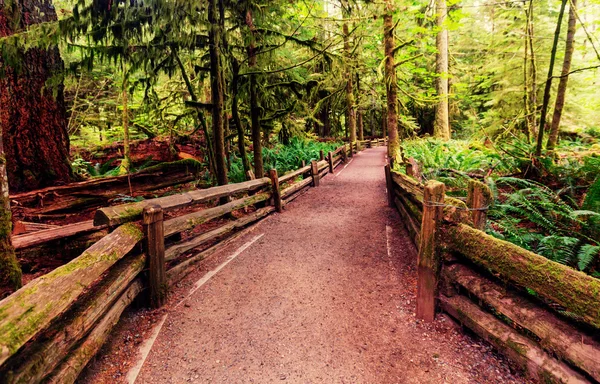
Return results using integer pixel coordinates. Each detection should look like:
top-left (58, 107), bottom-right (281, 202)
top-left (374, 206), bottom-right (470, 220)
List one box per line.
top-left (416, 180), bottom-right (445, 322)
top-left (466, 180), bottom-right (492, 230)
top-left (143, 205), bottom-right (166, 308)
top-left (268, 169), bottom-right (282, 213)
top-left (385, 163), bottom-right (394, 208)
top-left (310, 160), bottom-right (320, 187)
top-left (328, 151), bottom-right (334, 173)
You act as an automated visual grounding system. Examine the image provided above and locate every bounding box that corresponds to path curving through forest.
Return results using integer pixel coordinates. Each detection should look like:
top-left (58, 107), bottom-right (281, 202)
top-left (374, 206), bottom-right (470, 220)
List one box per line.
top-left (85, 147), bottom-right (526, 384)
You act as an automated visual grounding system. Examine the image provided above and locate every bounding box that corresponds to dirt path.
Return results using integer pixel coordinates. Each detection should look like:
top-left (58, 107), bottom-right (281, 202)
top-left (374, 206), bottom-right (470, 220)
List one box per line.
top-left (84, 147), bottom-right (526, 384)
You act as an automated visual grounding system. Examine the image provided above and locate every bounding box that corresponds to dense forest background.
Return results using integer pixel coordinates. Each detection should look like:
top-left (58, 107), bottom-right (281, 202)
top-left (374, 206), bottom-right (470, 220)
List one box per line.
top-left (0, 0), bottom-right (599, 292)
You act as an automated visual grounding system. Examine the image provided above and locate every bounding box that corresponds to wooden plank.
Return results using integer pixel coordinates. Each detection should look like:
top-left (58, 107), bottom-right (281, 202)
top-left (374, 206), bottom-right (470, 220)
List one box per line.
top-left (318, 168), bottom-right (328, 180)
top-left (12, 221), bottom-right (59, 235)
top-left (143, 206), bottom-right (166, 308)
top-left (281, 178), bottom-right (312, 200)
top-left (163, 192), bottom-right (271, 237)
top-left (393, 189), bottom-right (423, 222)
top-left (440, 295), bottom-right (589, 384)
top-left (269, 169), bottom-right (282, 213)
top-left (12, 220), bottom-right (106, 250)
top-left (393, 197), bottom-right (420, 249)
top-left (0, 224), bottom-right (143, 366)
top-left (385, 164), bottom-right (394, 207)
top-left (390, 170), bottom-right (424, 199)
top-left (0, 254), bottom-right (145, 383)
top-left (311, 161), bottom-right (320, 187)
top-left (165, 207), bottom-right (273, 262)
top-left (443, 223), bottom-right (600, 329)
top-left (94, 177), bottom-right (270, 226)
top-left (166, 207), bottom-right (276, 284)
top-left (445, 263), bottom-right (600, 382)
top-left (416, 181), bottom-right (445, 322)
top-left (46, 279), bottom-right (144, 384)
top-left (317, 160), bottom-right (328, 171)
top-left (279, 165), bottom-right (311, 184)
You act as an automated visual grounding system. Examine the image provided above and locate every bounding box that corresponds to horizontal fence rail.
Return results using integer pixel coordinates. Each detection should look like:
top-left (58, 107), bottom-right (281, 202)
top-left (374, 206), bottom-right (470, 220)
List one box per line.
top-left (386, 161), bottom-right (600, 383)
top-left (0, 140), bottom-right (377, 383)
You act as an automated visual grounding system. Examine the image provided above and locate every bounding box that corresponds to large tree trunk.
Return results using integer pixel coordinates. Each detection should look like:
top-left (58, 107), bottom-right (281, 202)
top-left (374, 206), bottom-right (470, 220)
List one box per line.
top-left (0, 0), bottom-right (71, 193)
top-left (0, 131), bottom-right (21, 298)
top-left (433, 0), bottom-right (450, 140)
top-left (245, 9), bottom-right (264, 178)
top-left (384, 1), bottom-right (401, 163)
top-left (547, 0), bottom-right (577, 150)
top-left (231, 59), bottom-right (254, 180)
top-left (341, 1), bottom-right (356, 145)
top-left (356, 74), bottom-right (364, 141)
top-left (535, 0), bottom-right (567, 156)
top-left (208, 0), bottom-right (228, 187)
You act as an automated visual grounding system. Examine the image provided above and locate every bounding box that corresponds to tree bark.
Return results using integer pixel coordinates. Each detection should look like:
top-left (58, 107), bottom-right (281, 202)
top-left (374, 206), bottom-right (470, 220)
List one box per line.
top-left (119, 73), bottom-right (131, 175)
top-left (0, 0), bottom-right (71, 192)
top-left (209, 0), bottom-right (228, 186)
top-left (341, 1), bottom-right (356, 145)
top-left (527, 0), bottom-right (538, 138)
top-left (356, 74), bottom-right (364, 140)
top-left (535, 0), bottom-right (567, 156)
top-left (384, 1), bottom-right (401, 163)
top-left (231, 59), bottom-right (254, 180)
top-left (433, 0), bottom-right (450, 140)
top-left (547, 0), bottom-right (578, 150)
top-left (245, 9), bottom-right (264, 178)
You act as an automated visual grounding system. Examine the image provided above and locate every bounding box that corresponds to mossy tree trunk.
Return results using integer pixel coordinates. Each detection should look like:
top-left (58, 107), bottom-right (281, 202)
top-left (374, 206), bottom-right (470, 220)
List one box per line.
top-left (0, 0), bottom-right (71, 193)
top-left (433, 0), bottom-right (450, 140)
top-left (0, 131), bottom-right (21, 298)
top-left (341, 1), bottom-right (356, 145)
top-left (119, 71), bottom-right (131, 175)
top-left (231, 59), bottom-right (254, 180)
top-left (245, 8), bottom-right (264, 178)
top-left (547, 0), bottom-right (577, 150)
top-left (209, 0), bottom-right (228, 187)
top-left (384, 0), bottom-right (401, 164)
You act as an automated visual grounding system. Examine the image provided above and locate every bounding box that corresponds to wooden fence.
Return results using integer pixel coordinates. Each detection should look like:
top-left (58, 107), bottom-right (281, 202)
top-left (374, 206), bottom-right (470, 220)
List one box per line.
top-left (385, 163), bottom-right (600, 383)
top-left (0, 142), bottom-right (364, 383)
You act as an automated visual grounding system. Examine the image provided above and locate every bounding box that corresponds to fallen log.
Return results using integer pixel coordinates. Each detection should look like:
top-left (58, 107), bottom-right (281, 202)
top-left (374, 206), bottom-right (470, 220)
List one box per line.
top-left (12, 221), bottom-right (59, 235)
top-left (0, 254), bottom-right (145, 383)
top-left (440, 295), bottom-right (589, 384)
top-left (13, 220), bottom-right (105, 250)
top-left (95, 177), bottom-right (270, 226)
top-left (444, 263), bottom-right (600, 382)
top-left (165, 206), bottom-right (274, 262)
top-left (163, 192), bottom-right (271, 237)
top-left (46, 278), bottom-right (144, 384)
top-left (0, 224), bottom-right (143, 366)
top-left (443, 223), bottom-right (600, 329)
top-left (11, 159), bottom-right (203, 215)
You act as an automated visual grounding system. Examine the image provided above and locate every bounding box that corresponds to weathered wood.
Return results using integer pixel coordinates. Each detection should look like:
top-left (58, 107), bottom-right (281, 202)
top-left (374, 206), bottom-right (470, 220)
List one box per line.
top-left (143, 205), bottom-right (166, 308)
top-left (385, 164), bottom-right (394, 207)
top-left (445, 263), bottom-right (600, 381)
top-left (281, 178), bottom-right (312, 200)
top-left (279, 165), bottom-right (311, 184)
top-left (341, 146), bottom-right (348, 162)
top-left (0, 254), bottom-right (145, 383)
top-left (394, 197), bottom-right (420, 249)
top-left (440, 295), bottom-right (589, 384)
top-left (333, 159), bottom-right (342, 170)
top-left (12, 221), bottom-right (59, 235)
top-left (0, 224), bottom-right (143, 366)
top-left (310, 161), bottom-right (320, 187)
top-left (328, 152), bottom-right (334, 173)
top-left (268, 169), bottom-right (282, 213)
top-left (12, 220), bottom-right (106, 250)
top-left (318, 168), bottom-right (328, 180)
top-left (393, 189), bottom-right (423, 222)
top-left (163, 192), bottom-right (271, 237)
top-left (167, 207), bottom-right (276, 284)
top-left (390, 171), bottom-right (424, 201)
top-left (466, 180), bottom-right (492, 230)
top-left (320, 150), bottom-right (325, 161)
top-left (317, 160), bottom-right (328, 171)
top-left (46, 279), bottom-right (144, 384)
top-left (443, 223), bottom-right (600, 329)
top-left (416, 181), bottom-right (445, 322)
top-left (94, 177), bottom-right (270, 226)
top-left (301, 160), bottom-right (306, 168)
top-left (165, 207), bottom-right (273, 262)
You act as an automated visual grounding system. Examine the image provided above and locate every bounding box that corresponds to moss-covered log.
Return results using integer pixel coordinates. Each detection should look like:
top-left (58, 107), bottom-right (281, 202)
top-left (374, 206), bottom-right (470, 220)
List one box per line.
top-left (0, 224), bottom-right (143, 366)
top-left (440, 295), bottom-right (588, 383)
top-left (46, 278), bottom-right (144, 384)
top-left (163, 192), bottom-right (271, 237)
top-left (443, 223), bottom-right (600, 329)
top-left (444, 263), bottom-right (600, 381)
top-left (0, 254), bottom-right (145, 383)
top-left (281, 177), bottom-right (312, 201)
top-left (95, 177), bottom-right (270, 226)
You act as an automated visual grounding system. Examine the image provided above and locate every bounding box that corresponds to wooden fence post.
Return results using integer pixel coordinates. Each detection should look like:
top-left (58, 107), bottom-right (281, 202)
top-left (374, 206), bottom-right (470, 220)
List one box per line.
top-left (467, 180), bottom-right (492, 230)
top-left (342, 147), bottom-right (348, 163)
top-left (328, 151), bottom-right (334, 173)
top-left (269, 169), bottom-right (282, 213)
top-left (385, 164), bottom-right (394, 207)
top-left (143, 204), bottom-right (166, 308)
top-left (310, 160), bottom-right (320, 187)
top-left (416, 181), bottom-right (445, 322)
top-left (406, 163), bottom-right (414, 177)
top-left (320, 150), bottom-right (325, 161)
top-left (348, 143), bottom-right (353, 158)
